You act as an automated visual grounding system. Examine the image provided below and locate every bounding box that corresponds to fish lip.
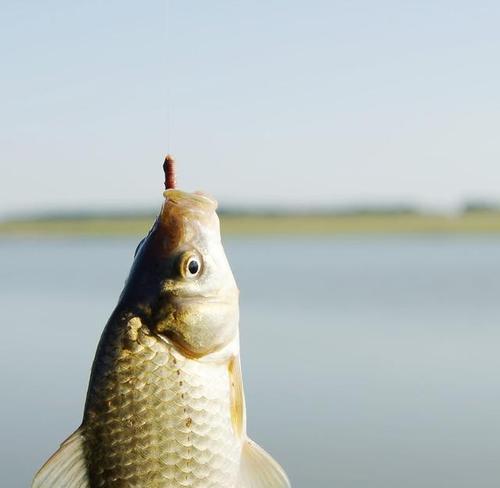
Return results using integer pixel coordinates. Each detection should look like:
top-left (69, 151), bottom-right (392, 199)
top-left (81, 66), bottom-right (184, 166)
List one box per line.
top-left (163, 189), bottom-right (218, 211)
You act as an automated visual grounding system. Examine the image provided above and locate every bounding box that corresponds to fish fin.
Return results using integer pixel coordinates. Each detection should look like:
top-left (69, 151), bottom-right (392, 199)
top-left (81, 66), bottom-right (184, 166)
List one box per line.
top-left (32, 428), bottom-right (89, 488)
top-left (229, 355), bottom-right (246, 438)
top-left (237, 438), bottom-right (291, 488)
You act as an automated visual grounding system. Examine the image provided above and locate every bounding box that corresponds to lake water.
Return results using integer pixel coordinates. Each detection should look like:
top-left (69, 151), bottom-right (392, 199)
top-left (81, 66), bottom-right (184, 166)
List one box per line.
top-left (1, 236), bottom-right (500, 487)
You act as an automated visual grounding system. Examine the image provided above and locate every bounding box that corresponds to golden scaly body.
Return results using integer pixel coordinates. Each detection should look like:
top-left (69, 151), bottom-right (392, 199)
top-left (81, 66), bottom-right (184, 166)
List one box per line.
top-left (83, 315), bottom-right (241, 487)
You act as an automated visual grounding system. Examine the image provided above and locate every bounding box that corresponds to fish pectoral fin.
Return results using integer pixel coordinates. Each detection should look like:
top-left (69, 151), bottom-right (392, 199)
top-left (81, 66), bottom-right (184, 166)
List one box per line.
top-left (32, 427), bottom-right (89, 488)
top-left (229, 355), bottom-right (246, 438)
top-left (237, 438), bottom-right (290, 488)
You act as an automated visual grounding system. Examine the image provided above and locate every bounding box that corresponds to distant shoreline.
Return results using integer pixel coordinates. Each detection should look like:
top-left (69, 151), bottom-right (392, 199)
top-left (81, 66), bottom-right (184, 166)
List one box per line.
top-left (1, 212), bottom-right (500, 236)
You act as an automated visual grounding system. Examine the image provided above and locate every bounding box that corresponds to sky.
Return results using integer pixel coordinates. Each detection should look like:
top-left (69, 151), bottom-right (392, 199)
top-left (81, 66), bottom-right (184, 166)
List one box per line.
top-left (1, 1), bottom-right (500, 217)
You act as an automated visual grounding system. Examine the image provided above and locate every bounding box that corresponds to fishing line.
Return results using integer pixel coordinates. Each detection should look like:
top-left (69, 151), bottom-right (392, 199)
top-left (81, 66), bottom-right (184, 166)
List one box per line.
top-left (165, 0), bottom-right (173, 154)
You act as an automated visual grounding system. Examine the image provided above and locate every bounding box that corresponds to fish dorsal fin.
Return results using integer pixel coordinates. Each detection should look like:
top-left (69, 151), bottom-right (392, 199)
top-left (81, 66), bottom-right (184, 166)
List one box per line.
top-left (32, 428), bottom-right (89, 488)
top-left (238, 439), bottom-right (291, 488)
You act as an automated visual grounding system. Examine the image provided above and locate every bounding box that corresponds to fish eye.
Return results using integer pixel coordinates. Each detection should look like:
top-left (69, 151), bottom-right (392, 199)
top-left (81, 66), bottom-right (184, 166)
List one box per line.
top-left (180, 252), bottom-right (203, 278)
top-left (188, 258), bottom-right (200, 276)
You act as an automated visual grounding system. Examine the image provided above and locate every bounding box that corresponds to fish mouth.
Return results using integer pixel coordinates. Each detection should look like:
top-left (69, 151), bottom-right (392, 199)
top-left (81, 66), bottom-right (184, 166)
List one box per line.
top-left (163, 189), bottom-right (218, 211)
top-left (156, 189), bottom-right (220, 250)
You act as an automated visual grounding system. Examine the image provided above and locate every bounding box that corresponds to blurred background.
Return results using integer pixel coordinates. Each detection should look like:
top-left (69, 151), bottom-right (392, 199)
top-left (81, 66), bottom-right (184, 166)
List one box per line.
top-left (1, 1), bottom-right (500, 487)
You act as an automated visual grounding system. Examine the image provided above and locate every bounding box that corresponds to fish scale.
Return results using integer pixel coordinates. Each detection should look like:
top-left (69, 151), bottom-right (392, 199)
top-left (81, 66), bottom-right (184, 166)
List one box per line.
top-left (83, 316), bottom-right (241, 487)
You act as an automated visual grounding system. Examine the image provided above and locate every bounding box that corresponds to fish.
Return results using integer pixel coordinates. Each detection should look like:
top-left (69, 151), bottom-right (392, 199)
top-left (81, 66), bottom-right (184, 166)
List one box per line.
top-left (33, 158), bottom-right (290, 488)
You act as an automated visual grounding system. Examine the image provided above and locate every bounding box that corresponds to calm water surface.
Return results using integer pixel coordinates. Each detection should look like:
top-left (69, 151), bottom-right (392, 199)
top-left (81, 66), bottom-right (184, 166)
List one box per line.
top-left (1, 236), bottom-right (500, 487)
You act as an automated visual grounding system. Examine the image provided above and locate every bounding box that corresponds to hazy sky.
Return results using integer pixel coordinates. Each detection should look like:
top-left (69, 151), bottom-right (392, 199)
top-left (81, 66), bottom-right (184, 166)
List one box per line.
top-left (2, 1), bottom-right (500, 216)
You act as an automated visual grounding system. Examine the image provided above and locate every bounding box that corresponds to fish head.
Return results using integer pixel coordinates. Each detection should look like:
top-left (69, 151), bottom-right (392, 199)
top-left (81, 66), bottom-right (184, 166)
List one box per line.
top-left (121, 189), bottom-right (239, 358)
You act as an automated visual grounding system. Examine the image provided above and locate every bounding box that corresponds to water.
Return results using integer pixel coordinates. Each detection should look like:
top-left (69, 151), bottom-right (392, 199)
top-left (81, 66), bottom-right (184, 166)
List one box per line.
top-left (1, 236), bottom-right (500, 487)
